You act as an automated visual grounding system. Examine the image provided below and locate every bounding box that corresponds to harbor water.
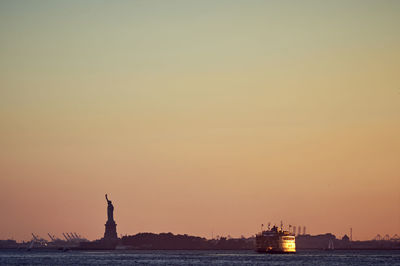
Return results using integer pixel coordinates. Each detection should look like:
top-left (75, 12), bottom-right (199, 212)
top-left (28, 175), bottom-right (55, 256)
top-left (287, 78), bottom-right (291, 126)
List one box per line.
top-left (0, 249), bottom-right (399, 265)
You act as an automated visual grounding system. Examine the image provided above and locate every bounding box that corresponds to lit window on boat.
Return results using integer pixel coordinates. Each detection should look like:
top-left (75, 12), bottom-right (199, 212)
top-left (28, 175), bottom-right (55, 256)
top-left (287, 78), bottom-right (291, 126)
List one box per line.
top-left (282, 237), bottom-right (295, 240)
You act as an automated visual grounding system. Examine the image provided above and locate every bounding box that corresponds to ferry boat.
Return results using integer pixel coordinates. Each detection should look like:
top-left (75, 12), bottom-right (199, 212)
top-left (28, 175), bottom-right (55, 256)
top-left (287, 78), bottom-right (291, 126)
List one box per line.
top-left (255, 225), bottom-right (296, 253)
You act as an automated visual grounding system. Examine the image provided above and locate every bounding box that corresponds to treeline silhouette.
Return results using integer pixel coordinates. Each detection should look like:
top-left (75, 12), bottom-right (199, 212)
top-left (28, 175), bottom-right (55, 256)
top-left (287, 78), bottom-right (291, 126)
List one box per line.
top-left (121, 233), bottom-right (253, 250)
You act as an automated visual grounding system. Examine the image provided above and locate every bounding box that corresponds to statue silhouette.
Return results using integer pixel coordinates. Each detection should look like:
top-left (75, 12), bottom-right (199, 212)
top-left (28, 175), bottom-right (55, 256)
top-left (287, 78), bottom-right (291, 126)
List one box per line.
top-left (105, 194), bottom-right (114, 222)
top-left (103, 193), bottom-right (118, 242)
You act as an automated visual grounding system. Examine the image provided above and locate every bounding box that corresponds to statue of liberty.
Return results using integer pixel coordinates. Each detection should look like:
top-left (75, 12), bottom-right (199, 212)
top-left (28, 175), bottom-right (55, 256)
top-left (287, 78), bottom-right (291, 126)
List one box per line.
top-left (103, 193), bottom-right (118, 242)
top-left (105, 194), bottom-right (114, 222)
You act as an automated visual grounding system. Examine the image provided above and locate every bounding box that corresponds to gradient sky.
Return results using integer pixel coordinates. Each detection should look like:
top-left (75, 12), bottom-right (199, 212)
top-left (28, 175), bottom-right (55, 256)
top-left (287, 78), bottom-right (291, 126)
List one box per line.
top-left (0, 0), bottom-right (399, 242)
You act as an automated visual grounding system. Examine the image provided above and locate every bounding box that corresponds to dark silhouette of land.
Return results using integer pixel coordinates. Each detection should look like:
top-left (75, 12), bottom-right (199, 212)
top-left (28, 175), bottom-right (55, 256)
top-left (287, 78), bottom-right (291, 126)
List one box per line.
top-left (1, 232), bottom-right (399, 250)
top-left (120, 233), bottom-right (253, 250)
top-left (1, 196), bottom-right (399, 250)
top-left (78, 232), bottom-right (400, 250)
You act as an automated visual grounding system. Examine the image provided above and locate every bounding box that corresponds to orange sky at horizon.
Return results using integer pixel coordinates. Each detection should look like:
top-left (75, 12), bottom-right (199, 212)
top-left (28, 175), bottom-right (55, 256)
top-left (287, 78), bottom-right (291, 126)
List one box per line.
top-left (0, 0), bottom-right (399, 242)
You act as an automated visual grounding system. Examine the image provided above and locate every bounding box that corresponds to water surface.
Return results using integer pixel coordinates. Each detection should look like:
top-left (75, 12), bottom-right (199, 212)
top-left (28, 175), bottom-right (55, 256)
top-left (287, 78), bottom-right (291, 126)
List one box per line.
top-left (0, 249), bottom-right (399, 265)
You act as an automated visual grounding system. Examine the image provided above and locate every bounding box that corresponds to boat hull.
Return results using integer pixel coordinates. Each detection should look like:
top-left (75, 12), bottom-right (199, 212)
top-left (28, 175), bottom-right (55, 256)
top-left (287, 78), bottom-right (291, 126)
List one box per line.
top-left (256, 249), bottom-right (296, 254)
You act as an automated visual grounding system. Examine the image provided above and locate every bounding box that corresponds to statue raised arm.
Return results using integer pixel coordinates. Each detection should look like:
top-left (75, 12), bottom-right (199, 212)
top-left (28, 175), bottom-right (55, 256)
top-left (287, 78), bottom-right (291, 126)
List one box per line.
top-left (105, 194), bottom-right (110, 203)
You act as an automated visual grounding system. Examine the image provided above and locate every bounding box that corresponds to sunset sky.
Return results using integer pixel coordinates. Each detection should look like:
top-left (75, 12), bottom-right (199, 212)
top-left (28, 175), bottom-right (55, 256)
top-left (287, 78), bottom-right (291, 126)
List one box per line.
top-left (1, 0), bottom-right (399, 242)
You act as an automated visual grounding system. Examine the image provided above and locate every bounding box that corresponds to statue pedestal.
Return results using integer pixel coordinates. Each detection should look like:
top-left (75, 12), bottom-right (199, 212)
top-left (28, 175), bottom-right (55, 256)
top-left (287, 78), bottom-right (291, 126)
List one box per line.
top-left (104, 220), bottom-right (118, 241)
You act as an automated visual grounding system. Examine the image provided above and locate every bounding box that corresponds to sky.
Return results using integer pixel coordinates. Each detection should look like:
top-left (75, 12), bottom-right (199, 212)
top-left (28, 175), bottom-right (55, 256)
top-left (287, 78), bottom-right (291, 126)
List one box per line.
top-left (0, 0), bottom-right (399, 242)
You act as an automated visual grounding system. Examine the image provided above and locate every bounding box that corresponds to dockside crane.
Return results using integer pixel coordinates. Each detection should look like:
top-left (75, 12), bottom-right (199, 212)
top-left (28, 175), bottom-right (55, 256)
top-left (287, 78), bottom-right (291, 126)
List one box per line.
top-left (47, 233), bottom-right (56, 242)
top-left (70, 232), bottom-right (77, 240)
top-left (31, 233), bottom-right (39, 241)
top-left (30, 233), bottom-right (48, 247)
top-left (66, 233), bottom-right (73, 240)
top-left (62, 233), bottom-right (69, 241)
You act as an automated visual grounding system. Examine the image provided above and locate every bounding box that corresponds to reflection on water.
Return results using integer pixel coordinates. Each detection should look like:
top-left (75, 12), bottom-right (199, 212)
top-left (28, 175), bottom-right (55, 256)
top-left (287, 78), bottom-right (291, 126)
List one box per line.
top-left (0, 250), bottom-right (399, 265)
